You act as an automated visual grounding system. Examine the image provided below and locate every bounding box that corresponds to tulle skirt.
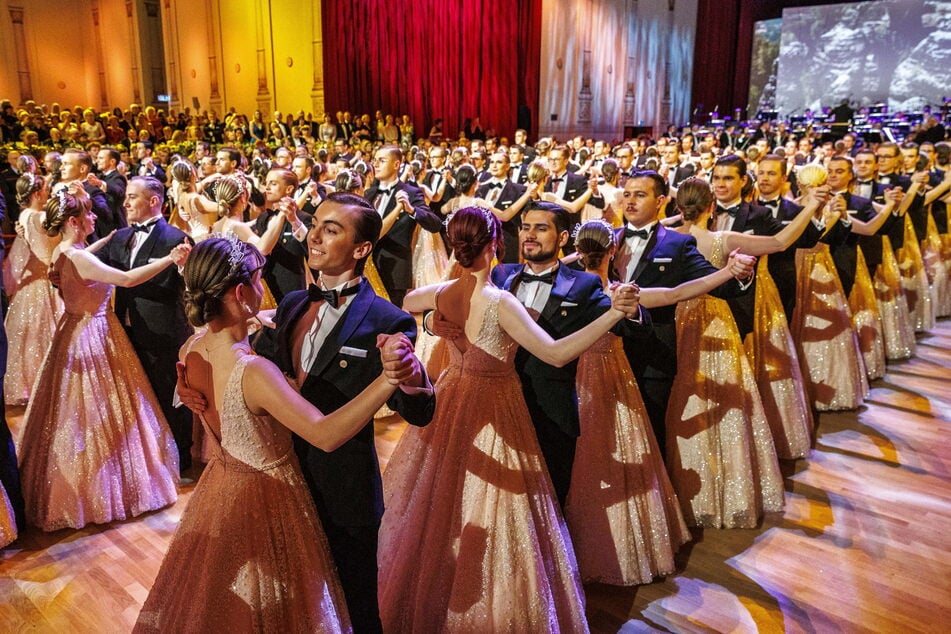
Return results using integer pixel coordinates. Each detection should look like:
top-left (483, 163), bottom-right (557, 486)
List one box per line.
top-left (848, 248), bottom-right (886, 381)
top-left (874, 236), bottom-right (917, 360)
top-left (4, 275), bottom-right (63, 405)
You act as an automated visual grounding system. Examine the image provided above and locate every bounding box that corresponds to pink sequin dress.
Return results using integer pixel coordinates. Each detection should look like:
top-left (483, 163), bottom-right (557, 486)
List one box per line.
top-left (565, 332), bottom-right (689, 585)
top-left (135, 353), bottom-right (351, 633)
top-left (3, 209), bottom-right (64, 405)
top-left (379, 288), bottom-right (588, 632)
top-left (18, 252), bottom-right (179, 531)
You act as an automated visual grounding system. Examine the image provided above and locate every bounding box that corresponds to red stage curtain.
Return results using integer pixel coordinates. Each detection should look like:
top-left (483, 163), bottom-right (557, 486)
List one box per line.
top-left (690, 0), bottom-right (747, 121)
top-left (321, 0), bottom-right (541, 141)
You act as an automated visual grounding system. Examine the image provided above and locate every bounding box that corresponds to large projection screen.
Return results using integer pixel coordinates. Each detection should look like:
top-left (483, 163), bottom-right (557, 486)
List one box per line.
top-left (775, 0), bottom-right (951, 115)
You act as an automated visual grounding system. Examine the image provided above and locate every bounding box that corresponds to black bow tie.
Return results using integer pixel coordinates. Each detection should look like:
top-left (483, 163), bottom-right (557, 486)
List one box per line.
top-left (487, 181), bottom-right (504, 189)
top-left (131, 220), bottom-right (158, 233)
top-left (757, 198), bottom-right (779, 207)
top-left (716, 205), bottom-right (739, 217)
top-left (307, 283), bottom-right (359, 309)
top-left (520, 270), bottom-right (556, 285)
top-left (377, 186), bottom-right (394, 195)
top-left (549, 176), bottom-right (565, 184)
top-left (857, 180), bottom-right (874, 186)
top-left (624, 226), bottom-right (652, 240)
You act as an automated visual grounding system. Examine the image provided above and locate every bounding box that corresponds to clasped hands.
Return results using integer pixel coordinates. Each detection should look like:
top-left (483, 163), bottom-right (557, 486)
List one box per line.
top-left (376, 333), bottom-right (424, 387)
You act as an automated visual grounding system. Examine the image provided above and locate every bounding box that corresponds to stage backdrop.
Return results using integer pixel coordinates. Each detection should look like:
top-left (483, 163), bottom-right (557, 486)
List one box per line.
top-left (538, 0), bottom-right (698, 140)
top-left (747, 18), bottom-right (782, 118)
top-left (776, 0), bottom-right (951, 114)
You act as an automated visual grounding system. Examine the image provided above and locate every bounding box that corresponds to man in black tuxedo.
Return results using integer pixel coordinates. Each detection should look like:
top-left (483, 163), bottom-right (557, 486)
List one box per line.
top-left (101, 176), bottom-right (192, 471)
top-left (545, 145), bottom-right (604, 228)
top-left (613, 171), bottom-right (753, 447)
top-left (662, 143), bottom-right (697, 194)
top-left (476, 151), bottom-right (531, 262)
top-left (253, 168), bottom-right (311, 302)
top-left (255, 193), bottom-right (435, 633)
top-left (485, 203), bottom-right (645, 505)
top-left (365, 145), bottom-right (443, 307)
top-left (420, 146), bottom-right (455, 217)
top-left (508, 145), bottom-right (530, 184)
top-left (88, 147), bottom-right (128, 232)
top-left (711, 154), bottom-right (822, 337)
top-left (755, 155), bottom-right (823, 319)
top-left (59, 148), bottom-right (117, 239)
top-left (134, 141), bottom-right (166, 183)
top-left (291, 154), bottom-right (323, 218)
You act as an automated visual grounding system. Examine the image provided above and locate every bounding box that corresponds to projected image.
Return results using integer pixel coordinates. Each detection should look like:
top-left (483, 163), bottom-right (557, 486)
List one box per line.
top-left (775, 0), bottom-right (951, 114)
top-left (748, 19), bottom-right (783, 117)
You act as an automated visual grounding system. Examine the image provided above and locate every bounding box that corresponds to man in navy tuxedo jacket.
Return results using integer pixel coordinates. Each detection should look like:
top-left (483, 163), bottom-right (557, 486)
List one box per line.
top-left (476, 152), bottom-right (531, 263)
top-left (613, 171), bottom-right (753, 448)
top-left (255, 193), bottom-right (435, 634)
top-left (486, 202), bottom-right (646, 505)
top-left (100, 177), bottom-right (193, 471)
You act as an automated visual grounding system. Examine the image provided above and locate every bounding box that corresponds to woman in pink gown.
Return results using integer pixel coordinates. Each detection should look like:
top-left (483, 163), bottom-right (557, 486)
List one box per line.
top-left (379, 208), bottom-right (639, 632)
top-left (4, 174), bottom-right (64, 405)
top-left (18, 186), bottom-right (188, 531)
top-left (137, 238), bottom-right (407, 633)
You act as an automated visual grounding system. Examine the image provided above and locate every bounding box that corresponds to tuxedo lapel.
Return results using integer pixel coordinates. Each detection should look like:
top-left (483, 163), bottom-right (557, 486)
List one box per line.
top-left (133, 219), bottom-right (166, 267)
top-left (309, 281), bottom-right (373, 379)
top-left (630, 227), bottom-right (661, 283)
top-left (541, 268), bottom-right (574, 322)
top-left (277, 292), bottom-right (313, 374)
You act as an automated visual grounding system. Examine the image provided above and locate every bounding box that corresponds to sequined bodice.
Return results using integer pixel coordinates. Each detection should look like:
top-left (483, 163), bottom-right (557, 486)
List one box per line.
top-left (442, 287), bottom-right (519, 374)
top-left (709, 231), bottom-right (728, 269)
top-left (56, 252), bottom-right (113, 316)
top-left (213, 354), bottom-right (294, 471)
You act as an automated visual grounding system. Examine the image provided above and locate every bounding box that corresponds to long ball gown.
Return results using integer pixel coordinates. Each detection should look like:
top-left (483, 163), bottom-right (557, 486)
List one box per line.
top-left (792, 243), bottom-right (869, 411)
top-left (379, 288), bottom-right (588, 633)
top-left (135, 353), bottom-right (351, 633)
top-left (922, 213), bottom-right (950, 318)
top-left (565, 332), bottom-right (690, 585)
top-left (897, 215), bottom-right (935, 332)
top-left (873, 236), bottom-right (917, 360)
top-left (0, 481), bottom-right (16, 547)
top-left (848, 248), bottom-right (886, 381)
top-left (666, 293), bottom-right (785, 528)
top-left (744, 257), bottom-right (814, 460)
top-left (18, 253), bottom-right (179, 531)
top-left (3, 209), bottom-right (64, 405)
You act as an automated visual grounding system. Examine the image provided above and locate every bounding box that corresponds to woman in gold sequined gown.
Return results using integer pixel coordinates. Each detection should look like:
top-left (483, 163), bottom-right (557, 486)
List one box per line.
top-left (380, 208), bottom-right (637, 632)
top-left (136, 238), bottom-right (405, 633)
top-left (660, 179), bottom-right (811, 526)
top-left (18, 187), bottom-right (185, 531)
top-left (792, 166), bottom-right (869, 411)
top-left (4, 174), bottom-right (63, 405)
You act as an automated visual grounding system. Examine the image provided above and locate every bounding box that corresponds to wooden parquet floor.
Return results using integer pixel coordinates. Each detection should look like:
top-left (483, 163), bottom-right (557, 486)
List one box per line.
top-left (2, 323), bottom-right (951, 633)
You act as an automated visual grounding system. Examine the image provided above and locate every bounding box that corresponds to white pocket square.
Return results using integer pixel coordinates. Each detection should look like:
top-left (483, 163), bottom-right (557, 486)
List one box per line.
top-left (652, 258), bottom-right (673, 263)
top-left (743, 229), bottom-right (755, 234)
top-left (340, 346), bottom-right (368, 358)
top-left (561, 301), bottom-right (578, 307)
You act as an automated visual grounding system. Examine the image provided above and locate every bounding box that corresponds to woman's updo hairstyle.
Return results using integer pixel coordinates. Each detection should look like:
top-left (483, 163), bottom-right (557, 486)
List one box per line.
top-left (453, 164), bottom-right (477, 194)
top-left (675, 177), bottom-right (715, 222)
top-left (170, 159), bottom-right (196, 186)
top-left (527, 160), bottom-right (549, 184)
top-left (17, 154), bottom-right (38, 175)
top-left (182, 236), bottom-right (266, 327)
top-left (16, 173), bottom-right (44, 208)
top-left (214, 175), bottom-right (247, 218)
top-left (446, 206), bottom-right (503, 267)
top-left (334, 168), bottom-right (364, 193)
top-left (796, 164), bottom-right (828, 190)
top-left (574, 219), bottom-right (615, 270)
top-left (42, 187), bottom-right (91, 236)
top-left (600, 158), bottom-right (619, 184)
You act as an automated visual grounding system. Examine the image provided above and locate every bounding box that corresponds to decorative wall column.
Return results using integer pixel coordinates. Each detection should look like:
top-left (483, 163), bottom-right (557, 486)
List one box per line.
top-left (576, 0), bottom-right (593, 125)
top-left (8, 6), bottom-right (33, 102)
top-left (205, 0), bottom-right (223, 113)
top-left (91, 1), bottom-right (110, 109)
top-left (661, 0), bottom-right (675, 128)
top-left (253, 0), bottom-right (272, 114)
top-left (310, 1), bottom-right (324, 116)
top-left (161, 0), bottom-right (182, 109)
top-left (623, 0), bottom-right (637, 127)
top-left (125, 0), bottom-right (143, 102)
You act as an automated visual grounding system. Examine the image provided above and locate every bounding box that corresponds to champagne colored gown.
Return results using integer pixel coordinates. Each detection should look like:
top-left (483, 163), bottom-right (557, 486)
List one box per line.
top-left (848, 248), bottom-right (886, 381)
top-left (0, 481), bottom-right (16, 547)
top-left (379, 288), bottom-right (588, 633)
top-left (666, 237), bottom-right (785, 530)
top-left (135, 353), bottom-right (351, 633)
top-left (897, 215), bottom-right (935, 332)
top-left (792, 243), bottom-right (869, 411)
top-left (922, 213), bottom-right (950, 318)
top-left (874, 236), bottom-right (917, 360)
top-left (744, 257), bottom-right (814, 459)
top-left (18, 253), bottom-right (179, 531)
top-left (3, 209), bottom-right (64, 405)
top-left (566, 332), bottom-right (689, 585)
